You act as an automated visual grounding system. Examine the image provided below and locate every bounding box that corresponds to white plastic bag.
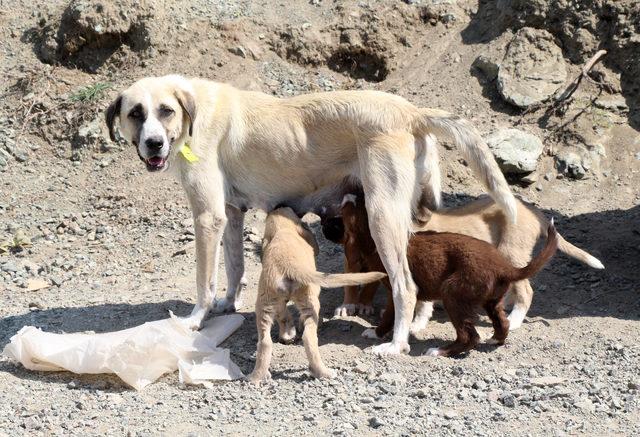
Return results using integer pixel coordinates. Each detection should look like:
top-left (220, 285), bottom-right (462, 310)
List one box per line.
top-left (2, 313), bottom-right (245, 390)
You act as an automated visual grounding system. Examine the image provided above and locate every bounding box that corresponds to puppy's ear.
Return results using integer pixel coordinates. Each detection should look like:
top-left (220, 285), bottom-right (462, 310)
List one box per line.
top-left (105, 95), bottom-right (122, 142)
top-left (175, 88), bottom-right (197, 136)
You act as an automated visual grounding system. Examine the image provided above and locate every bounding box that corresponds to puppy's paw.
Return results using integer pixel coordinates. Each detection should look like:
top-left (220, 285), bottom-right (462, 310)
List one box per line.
top-left (247, 370), bottom-right (272, 385)
top-left (409, 320), bottom-right (428, 336)
top-left (370, 341), bottom-right (410, 355)
top-left (311, 366), bottom-right (336, 379)
top-left (278, 325), bottom-right (297, 344)
top-left (212, 297), bottom-right (238, 314)
top-left (485, 336), bottom-right (506, 346)
top-left (361, 328), bottom-right (381, 339)
top-left (333, 304), bottom-right (356, 317)
top-left (357, 304), bottom-right (374, 316)
top-left (424, 347), bottom-right (443, 357)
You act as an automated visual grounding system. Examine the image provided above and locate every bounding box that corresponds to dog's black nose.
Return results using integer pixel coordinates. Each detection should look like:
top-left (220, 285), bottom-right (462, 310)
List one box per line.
top-left (145, 137), bottom-right (164, 150)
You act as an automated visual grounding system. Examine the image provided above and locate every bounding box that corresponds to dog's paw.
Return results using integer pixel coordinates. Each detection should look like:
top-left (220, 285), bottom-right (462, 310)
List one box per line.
top-left (361, 328), bottom-right (381, 339)
top-left (311, 366), bottom-right (336, 379)
top-left (370, 341), bottom-right (410, 355)
top-left (247, 370), bottom-right (272, 385)
top-left (409, 320), bottom-right (428, 336)
top-left (212, 297), bottom-right (238, 314)
top-left (424, 347), bottom-right (443, 357)
top-left (485, 336), bottom-right (506, 346)
top-left (357, 304), bottom-right (374, 316)
top-left (278, 325), bottom-right (297, 344)
top-left (333, 304), bottom-right (356, 317)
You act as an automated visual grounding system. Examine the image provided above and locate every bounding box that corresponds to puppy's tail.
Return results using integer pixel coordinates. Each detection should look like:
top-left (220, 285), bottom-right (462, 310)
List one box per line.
top-left (416, 108), bottom-right (517, 223)
top-left (294, 270), bottom-right (386, 288)
top-left (510, 220), bottom-right (559, 281)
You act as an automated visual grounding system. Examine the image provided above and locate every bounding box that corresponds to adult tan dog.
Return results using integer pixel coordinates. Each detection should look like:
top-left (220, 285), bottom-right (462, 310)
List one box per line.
top-left (248, 207), bottom-right (385, 383)
top-left (105, 74), bottom-right (516, 355)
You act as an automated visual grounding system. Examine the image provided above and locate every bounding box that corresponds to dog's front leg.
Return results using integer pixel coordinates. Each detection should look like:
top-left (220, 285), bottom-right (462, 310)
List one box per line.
top-left (181, 178), bottom-right (227, 330)
top-left (213, 204), bottom-right (247, 313)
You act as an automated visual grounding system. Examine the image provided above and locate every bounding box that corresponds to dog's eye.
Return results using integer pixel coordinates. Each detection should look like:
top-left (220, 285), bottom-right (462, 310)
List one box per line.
top-left (159, 105), bottom-right (175, 117)
top-left (128, 108), bottom-right (143, 120)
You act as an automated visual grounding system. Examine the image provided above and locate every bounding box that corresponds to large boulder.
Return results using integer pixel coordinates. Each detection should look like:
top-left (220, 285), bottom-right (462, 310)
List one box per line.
top-left (497, 28), bottom-right (567, 108)
top-left (487, 128), bottom-right (544, 175)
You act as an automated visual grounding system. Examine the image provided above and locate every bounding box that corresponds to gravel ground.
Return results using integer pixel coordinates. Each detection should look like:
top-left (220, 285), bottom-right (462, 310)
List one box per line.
top-left (1, 0), bottom-right (639, 435)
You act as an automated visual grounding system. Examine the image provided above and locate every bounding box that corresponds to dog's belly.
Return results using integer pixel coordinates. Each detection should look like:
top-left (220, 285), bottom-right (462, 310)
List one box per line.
top-left (227, 171), bottom-right (359, 216)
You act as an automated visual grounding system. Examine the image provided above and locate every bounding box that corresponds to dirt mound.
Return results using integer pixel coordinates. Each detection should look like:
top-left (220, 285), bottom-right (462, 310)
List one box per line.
top-left (34, 0), bottom-right (164, 73)
top-left (496, 0), bottom-right (640, 124)
top-left (269, 2), bottom-right (454, 82)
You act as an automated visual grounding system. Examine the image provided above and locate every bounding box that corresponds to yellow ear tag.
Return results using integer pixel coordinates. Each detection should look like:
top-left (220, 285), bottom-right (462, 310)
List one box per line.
top-left (180, 143), bottom-right (199, 163)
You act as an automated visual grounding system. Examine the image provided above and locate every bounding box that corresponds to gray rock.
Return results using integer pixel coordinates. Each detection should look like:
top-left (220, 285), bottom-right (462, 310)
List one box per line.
top-left (498, 28), bottom-right (567, 108)
top-left (368, 417), bottom-right (386, 428)
top-left (1, 261), bottom-right (19, 273)
top-left (473, 54), bottom-right (499, 81)
top-left (487, 128), bottom-right (544, 174)
top-left (74, 118), bottom-right (107, 150)
top-left (556, 152), bottom-right (588, 179)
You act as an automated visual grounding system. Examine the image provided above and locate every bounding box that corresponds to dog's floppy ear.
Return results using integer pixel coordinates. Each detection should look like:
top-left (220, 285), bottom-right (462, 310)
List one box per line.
top-left (175, 88), bottom-right (197, 136)
top-left (105, 95), bottom-right (122, 142)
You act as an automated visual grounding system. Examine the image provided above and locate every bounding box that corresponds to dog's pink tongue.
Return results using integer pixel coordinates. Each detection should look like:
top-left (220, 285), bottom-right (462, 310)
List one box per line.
top-left (148, 157), bottom-right (165, 166)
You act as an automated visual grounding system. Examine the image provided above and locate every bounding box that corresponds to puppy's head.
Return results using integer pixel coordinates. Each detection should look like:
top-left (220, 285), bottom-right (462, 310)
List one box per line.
top-left (265, 207), bottom-right (320, 255)
top-left (321, 216), bottom-right (345, 244)
top-left (105, 75), bottom-right (196, 173)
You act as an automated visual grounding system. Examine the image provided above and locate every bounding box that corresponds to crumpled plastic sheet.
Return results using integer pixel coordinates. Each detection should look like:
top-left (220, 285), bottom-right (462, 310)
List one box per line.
top-left (2, 313), bottom-right (245, 390)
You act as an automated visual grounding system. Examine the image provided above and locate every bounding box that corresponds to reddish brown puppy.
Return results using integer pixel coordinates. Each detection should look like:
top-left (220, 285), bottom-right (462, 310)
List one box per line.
top-left (333, 193), bottom-right (558, 357)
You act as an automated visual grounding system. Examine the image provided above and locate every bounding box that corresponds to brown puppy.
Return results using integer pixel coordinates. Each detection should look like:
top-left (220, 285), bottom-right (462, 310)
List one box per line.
top-left (248, 207), bottom-right (386, 383)
top-left (324, 194), bottom-right (603, 331)
top-left (336, 195), bottom-right (558, 357)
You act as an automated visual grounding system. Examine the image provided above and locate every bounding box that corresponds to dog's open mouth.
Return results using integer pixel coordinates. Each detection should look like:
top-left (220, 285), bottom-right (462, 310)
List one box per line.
top-left (145, 156), bottom-right (167, 172)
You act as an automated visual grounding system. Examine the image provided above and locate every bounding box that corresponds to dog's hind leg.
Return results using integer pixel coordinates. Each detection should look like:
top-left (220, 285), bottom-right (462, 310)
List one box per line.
top-left (359, 132), bottom-right (417, 355)
top-left (410, 300), bottom-right (434, 335)
top-left (248, 297), bottom-right (276, 384)
top-left (415, 133), bottom-right (441, 212)
top-left (215, 204), bottom-right (247, 313)
top-left (507, 280), bottom-right (533, 330)
top-left (294, 285), bottom-right (335, 379)
top-left (485, 298), bottom-right (510, 345)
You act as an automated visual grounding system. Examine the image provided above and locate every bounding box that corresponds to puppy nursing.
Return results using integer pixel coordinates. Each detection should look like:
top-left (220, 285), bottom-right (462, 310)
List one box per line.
top-left (248, 208), bottom-right (385, 383)
top-left (325, 195), bottom-right (604, 331)
top-left (333, 194), bottom-right (559, 356)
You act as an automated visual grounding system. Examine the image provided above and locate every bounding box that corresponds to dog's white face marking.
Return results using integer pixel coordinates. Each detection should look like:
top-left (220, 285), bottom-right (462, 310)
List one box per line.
top-left (137, 91), bottom-right (171, 164)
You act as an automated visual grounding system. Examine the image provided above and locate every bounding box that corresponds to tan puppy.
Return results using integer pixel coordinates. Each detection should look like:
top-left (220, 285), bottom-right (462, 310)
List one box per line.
top-left (324, 195), bottom-right (604, 332)
top-left (106, 75), bottom-right (516, 355)
top-left (248, 207), bottom-right (385, 384)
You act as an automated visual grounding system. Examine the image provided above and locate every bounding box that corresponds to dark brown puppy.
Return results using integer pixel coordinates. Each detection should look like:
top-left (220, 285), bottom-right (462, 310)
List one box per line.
top-left (332, 193), bottom-right (558, 357)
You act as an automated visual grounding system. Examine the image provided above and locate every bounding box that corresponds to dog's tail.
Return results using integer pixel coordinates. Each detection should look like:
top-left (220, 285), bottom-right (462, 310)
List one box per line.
top-left (557, 235), bottom-right (605, 269)
top-left (416, 108), bottom-right (517, 223)
top-left (292, 269), bottom-right (386, 288)
top-left (527, 203), bottom-right (605, 269)
top-left (509, 220), bottom-right (559, 281)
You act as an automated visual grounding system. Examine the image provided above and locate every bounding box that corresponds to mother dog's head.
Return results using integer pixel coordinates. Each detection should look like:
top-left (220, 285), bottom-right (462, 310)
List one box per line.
top-left (105, 75), bottom-right (196, 172)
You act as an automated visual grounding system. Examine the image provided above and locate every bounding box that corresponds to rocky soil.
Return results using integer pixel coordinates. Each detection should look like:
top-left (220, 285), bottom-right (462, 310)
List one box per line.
top-left (0, 0), bottom-right (639, 435)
